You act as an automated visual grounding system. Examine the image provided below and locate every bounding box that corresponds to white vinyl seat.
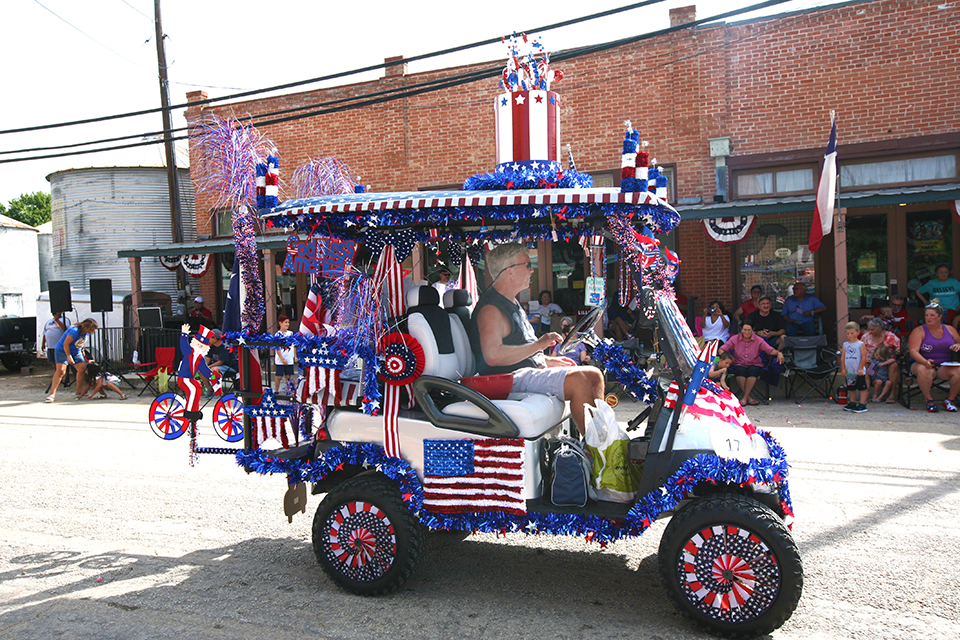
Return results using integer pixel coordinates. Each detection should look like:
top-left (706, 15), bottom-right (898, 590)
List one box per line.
top-left (407, 286), bottom-right (566, 439)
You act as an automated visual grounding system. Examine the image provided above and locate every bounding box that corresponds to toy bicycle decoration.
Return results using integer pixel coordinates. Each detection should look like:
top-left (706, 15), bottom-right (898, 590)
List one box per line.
top-left (148, 324), bottom-right (245, 454)
top-left (167, 32), bottom-right (803, 638)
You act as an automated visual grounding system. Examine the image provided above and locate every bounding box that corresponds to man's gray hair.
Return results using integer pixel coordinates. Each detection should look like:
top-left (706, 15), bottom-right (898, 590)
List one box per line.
top-left (485, 242), bottom-right (530, 281)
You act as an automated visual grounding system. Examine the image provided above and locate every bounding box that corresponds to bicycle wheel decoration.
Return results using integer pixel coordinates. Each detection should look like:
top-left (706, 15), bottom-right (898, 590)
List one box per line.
top-left (149, 393), bottom-right (187, 440)
top-left (212, 393), bottom-right (244, 443)
top-left (321, 500), bottom-right (397, 583)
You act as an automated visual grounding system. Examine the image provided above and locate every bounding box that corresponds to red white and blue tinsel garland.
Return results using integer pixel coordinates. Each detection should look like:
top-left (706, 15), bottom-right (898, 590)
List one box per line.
top-left (463, 165), bottom-right (593, 191)
top-left (591, 341), bottom-right (658, 404)
top-left (235, 429), bottom-right (792, 543)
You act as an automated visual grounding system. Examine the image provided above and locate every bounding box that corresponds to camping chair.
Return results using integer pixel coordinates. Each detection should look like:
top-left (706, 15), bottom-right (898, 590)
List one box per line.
top-left (135, 347), bottom-right (176, 396)
top-left (782, 335), bottom-right (839, 404)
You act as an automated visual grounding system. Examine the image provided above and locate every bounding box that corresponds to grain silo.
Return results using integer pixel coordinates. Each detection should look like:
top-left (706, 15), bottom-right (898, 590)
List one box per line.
top-left (46, 144), bottom-right (197, 302)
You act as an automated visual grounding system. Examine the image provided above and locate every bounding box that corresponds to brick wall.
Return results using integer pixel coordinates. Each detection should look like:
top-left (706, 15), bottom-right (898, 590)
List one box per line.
top-left (187, 0), bottom-right (960, 310)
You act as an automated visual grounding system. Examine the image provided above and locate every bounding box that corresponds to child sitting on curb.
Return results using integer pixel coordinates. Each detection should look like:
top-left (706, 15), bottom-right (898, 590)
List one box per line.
top-left (841, 321), bottom-right (868, 413)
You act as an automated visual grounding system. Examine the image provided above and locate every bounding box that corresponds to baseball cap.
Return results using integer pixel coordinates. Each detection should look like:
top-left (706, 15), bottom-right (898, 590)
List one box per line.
top-left (194, 296), bottom-right (204, 303)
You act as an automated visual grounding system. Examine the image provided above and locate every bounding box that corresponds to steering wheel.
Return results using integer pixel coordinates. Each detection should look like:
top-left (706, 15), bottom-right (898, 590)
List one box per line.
top-left (557, 303), bottom-right (605, 356)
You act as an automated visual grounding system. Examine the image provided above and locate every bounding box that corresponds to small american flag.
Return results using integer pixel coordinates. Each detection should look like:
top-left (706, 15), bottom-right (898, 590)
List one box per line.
top-left (373, 244), bottom-right (405, 319)
top-left (422, 438), bottom-right (526, 515)
top-left (299, 278), bottom-right (332, 339)
top-left (246, 388), bottom-right (295, 449)
top-left (298, 348), bottom-right (358, 406)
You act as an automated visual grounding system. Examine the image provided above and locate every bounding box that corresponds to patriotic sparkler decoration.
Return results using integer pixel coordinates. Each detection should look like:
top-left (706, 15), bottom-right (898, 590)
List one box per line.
top-left (422, 438), bottom-right (526, 515)
top-left (290, 156), bottom-right (356, 198)
top-left (245, 388), bottom-right (295, 449)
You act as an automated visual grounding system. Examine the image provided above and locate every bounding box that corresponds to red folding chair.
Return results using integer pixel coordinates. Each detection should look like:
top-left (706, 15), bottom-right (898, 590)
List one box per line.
top-left (136, 347), bottom-right (176, 396)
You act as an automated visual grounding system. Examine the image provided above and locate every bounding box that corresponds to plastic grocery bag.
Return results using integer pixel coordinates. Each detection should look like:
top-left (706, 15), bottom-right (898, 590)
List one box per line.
top-left (583, 400), bottom-right (642, 503)
top-left (157, 369), bottom-right (169, 394)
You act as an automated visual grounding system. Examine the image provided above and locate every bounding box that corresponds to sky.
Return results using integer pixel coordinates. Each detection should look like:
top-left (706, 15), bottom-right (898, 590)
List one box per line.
top-left (0, 0), bottom-right (835, 207)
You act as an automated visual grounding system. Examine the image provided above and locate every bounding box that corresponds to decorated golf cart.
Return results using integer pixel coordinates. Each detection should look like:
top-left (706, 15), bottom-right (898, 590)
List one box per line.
top-left (154, 34), bottom-right (802, 637)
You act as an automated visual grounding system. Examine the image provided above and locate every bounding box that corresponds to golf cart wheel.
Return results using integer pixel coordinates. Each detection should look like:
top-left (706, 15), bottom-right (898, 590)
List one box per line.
top-left (604, 392), bottom-right (620, 408)
top-left (212, 393), bottom-right (244, 442)
top-left (658, 493), bottom-right (802, 638)
top-left (149, 393), bottom-right (187, 440)
top-left (313, 474), bottom-right (426, 595)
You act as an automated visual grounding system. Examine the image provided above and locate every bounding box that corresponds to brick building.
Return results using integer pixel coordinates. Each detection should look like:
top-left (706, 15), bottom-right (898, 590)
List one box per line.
top-left (162, 0), bottom-right (959, 340)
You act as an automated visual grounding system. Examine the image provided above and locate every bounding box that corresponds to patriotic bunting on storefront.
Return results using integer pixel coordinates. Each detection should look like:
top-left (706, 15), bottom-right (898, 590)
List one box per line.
top-left (703, 215), bottom-right (756, 245)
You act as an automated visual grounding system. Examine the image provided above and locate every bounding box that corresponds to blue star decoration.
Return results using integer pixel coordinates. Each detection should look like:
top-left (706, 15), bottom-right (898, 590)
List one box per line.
top-left (682, 360), bottom-right (711, 406)
top-left (245, 388), bottom-right (294, 420)
top-left (501, 97), bottom-right (508, 106)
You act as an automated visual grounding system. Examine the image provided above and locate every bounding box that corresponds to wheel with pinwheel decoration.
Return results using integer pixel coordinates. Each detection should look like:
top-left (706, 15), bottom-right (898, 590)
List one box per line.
top-left (312, 474), bottom-right (426, 596)
top-left (149, 393), bottom-right (187, 440)
top-left (658, 493), bottom-right (802, 638)
top-left (212, 393), bottom-right (244, 442)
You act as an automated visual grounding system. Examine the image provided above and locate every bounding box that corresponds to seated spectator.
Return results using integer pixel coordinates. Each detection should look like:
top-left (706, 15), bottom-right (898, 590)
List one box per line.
top-left (916, 265), bottom-right (960, 324)
top-left (782, 282), bottom-right (826, 336)
top-left (702, 300), bottom-right (731, 343)
top-left (552, 316), bottom-right (591, 365)
top-left (720, 321), bottom-right (784, 406)
top-left (206, 330), bottom-right (238, 395)
top-left (860, 317), bottom-right (902, 404)
top-left (708, 351), bottom-right (734, 392)
top-left (747, 296), bottom-right (787, 349)
top-left (532, 290), bottom-right (564, 336)
top-left (868, 344), bottom-right (896, 403)
top-left (607, 299), bottom-right (636, 341)
top-left (733, 285), bottom-right (763, 324)
top-left (907, 302), bottom-right (960, 413)
top-left (860, 296), bottom-right (910, 334)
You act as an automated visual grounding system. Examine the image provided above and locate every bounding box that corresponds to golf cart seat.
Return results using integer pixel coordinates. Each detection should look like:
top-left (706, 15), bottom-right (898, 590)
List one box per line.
top-left (407, 286), bottom-right (566, 439)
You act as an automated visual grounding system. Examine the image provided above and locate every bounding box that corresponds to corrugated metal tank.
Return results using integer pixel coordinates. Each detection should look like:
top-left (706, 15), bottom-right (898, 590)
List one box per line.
top-left (48, 167), bottom-right (197, 299)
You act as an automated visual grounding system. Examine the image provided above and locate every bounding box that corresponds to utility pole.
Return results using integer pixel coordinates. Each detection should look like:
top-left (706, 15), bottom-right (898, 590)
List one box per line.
top-left (154, 0), bottom-right (183, 245)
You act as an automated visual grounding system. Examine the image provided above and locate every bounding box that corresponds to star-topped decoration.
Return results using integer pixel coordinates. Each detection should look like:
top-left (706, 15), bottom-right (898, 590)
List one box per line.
top-left (245, 388), bottom-right (294, 421)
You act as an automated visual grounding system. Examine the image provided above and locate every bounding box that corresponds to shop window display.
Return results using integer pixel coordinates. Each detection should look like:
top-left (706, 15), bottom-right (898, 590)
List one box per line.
top-left (845, 214), bottom-right (888, 309)
top-left (739, 217), bottom-right (817, 310)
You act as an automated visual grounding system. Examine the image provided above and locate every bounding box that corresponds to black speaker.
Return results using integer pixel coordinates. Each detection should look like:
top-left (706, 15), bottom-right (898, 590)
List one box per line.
top-left (90, 279), bottom-right (113, 313)
top-left (49, 280), bottom-right (72, 314)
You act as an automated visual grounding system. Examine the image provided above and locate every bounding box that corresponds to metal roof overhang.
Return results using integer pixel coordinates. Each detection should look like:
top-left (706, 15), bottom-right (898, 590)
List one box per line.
top-left (117, 235), bottom-right (289, 258)
top-left (677, 183), bottom-right (960, 220)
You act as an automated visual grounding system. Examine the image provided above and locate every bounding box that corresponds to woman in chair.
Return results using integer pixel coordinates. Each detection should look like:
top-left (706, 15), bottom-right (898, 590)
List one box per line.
top-left (907, 301), bottom-right (960, 413)
top-left (720, 321), bottom-right (784, 406)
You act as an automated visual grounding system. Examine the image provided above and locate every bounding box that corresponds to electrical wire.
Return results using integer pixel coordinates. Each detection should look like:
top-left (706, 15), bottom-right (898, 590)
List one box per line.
top-left (0, 0), bottom-right (798, 165)
top-left (2, 0), bottom-right (671, 136)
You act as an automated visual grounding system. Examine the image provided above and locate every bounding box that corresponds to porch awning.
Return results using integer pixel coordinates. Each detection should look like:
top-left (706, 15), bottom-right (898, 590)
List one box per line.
top-left (677, 182), bottom-right (960, 220)
top-left (117, 235), bottom-right (289, 259)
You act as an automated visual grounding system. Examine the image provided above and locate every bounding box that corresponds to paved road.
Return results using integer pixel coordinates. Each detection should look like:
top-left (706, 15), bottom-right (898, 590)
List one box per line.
top-left (1, 366), bottom-right (958, 639)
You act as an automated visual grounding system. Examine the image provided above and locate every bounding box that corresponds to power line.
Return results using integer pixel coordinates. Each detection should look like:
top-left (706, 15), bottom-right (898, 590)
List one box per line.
top-left (2, 0), bottom-right (670, 136)
top-left (33, 0), bottom-right (144, 68)
top-left (0, 0), bottom-right (798, 165)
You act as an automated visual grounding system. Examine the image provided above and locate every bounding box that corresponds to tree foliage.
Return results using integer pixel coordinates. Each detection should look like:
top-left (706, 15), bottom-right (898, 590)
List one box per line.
top-left (2, 192), bottom-right (51, 227)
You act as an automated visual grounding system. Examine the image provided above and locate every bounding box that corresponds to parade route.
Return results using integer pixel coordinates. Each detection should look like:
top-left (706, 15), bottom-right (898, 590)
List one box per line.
top-left (1, 365), bottom-right (958, 639)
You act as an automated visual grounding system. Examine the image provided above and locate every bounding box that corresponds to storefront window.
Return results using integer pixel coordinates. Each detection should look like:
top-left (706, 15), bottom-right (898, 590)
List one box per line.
top-left (907, 209), bottom-right (953, 303)
top-left (739, 217), bottom-right (817, 310)
top-left (845, 214), bottom-right (888, 308)
top-left (551, 238), bottom-right (586, 313)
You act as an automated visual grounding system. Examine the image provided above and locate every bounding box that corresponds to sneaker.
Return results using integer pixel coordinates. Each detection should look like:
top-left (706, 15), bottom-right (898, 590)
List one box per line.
top-left (943, 398), bottom-right (958, 412)
top-left (926, 400), bottom-right (939, 413)
top-left (842, 403), bottom-right (856, 412)
top-left (852, 403), bottom-right (868, 413)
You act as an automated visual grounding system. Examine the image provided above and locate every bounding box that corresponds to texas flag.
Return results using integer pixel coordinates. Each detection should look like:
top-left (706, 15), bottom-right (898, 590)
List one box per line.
top-left (808, 118), bottom-right (838, 253)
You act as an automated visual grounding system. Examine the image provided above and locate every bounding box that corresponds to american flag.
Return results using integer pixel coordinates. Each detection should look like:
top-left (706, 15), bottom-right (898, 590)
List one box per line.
top-left (245, 388), bottom-right (295, 449)
top-left (459, 250), bottom-right (478, 311)
top-left (422, 438), bottom-right (526, 515)
top-left (299, 277), bottom-right (332, 339)
top-left (373, 244), bottom-right (405, 319)
top-left (298, 349), bottom-right (359, 407)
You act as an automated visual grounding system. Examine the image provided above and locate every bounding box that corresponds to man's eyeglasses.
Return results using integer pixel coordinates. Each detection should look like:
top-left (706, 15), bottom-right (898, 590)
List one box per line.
top-left (504, 260), bottom-right (533, 271)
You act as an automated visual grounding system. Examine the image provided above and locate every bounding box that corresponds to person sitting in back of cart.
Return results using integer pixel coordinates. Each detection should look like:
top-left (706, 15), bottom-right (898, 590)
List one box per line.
top-left (474, 243), bottom-right (604, 436)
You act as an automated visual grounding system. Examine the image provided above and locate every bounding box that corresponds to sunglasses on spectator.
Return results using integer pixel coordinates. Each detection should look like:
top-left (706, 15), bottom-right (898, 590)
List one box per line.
top-left (505, 260), bottom-right (533, 271)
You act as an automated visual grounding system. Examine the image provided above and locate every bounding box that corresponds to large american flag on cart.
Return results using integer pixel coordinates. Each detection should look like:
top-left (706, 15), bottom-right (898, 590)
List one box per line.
top-left (422, 438), bottom-right (526, 515)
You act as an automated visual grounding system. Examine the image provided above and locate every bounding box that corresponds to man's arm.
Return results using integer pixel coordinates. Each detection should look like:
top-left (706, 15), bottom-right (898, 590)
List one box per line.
top-left (476, 304), bottom-right (557, 367)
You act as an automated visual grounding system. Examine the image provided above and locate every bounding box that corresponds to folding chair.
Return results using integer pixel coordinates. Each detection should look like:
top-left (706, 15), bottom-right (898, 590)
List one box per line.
top-left (135, 346), bottom-right (176, 396)
top-left (783, 335), bottom-right (839, 404)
